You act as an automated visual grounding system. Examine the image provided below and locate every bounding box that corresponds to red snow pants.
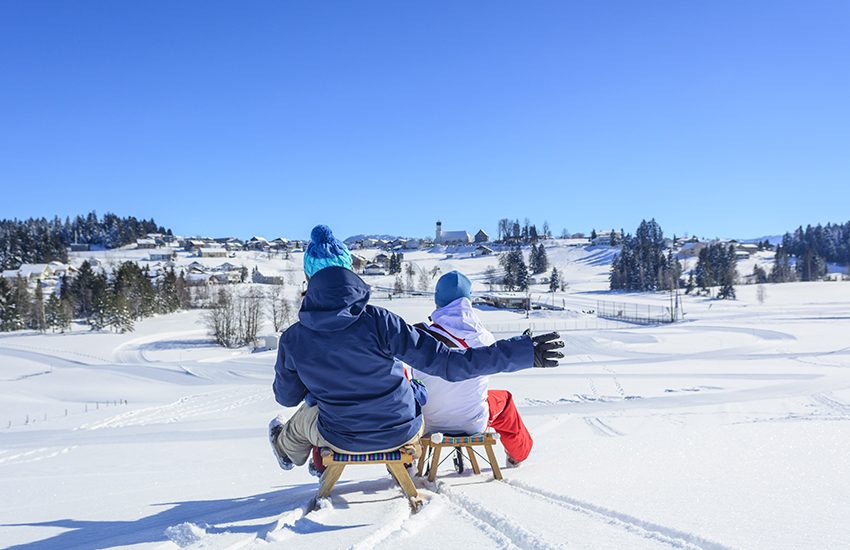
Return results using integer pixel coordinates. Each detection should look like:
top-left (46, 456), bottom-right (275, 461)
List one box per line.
top-left (487, 390), bottom-right (532, 462)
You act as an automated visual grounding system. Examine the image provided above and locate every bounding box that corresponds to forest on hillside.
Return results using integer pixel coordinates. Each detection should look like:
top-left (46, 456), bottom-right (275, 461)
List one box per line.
top-left (0, 212), bottom-right (169, 270)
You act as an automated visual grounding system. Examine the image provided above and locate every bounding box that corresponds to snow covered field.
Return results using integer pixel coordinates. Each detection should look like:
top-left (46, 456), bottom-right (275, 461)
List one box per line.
top-left (2, 244), bottom-right (849, 549)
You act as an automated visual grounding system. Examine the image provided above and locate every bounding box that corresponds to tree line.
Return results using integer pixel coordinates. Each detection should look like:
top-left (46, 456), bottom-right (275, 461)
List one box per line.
top-left (0, 260), bottom-right (184, 333)
top-left (609, 219), bottom-right (683, 293)
top-left (495, 218), bottom-right (551, 244)
top-left (1, 258), bottom-right (300, 345)
top-left (496, 244), bottom-right (549, 291)
top-left (1, 211), bottom-right (169, 271)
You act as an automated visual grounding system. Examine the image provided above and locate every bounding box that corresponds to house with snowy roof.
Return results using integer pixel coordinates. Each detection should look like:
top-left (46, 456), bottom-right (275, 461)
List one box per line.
top-left (434, 221), bottom-right (472, 245)
top-left (1, 264), bottom-right (53, 281)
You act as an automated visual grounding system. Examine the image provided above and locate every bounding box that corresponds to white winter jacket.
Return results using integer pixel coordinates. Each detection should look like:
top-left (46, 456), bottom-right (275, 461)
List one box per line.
top-left (412, 297), bottom-right (496, 435)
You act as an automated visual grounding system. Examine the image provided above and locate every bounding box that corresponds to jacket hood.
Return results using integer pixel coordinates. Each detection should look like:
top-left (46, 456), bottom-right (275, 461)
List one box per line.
top-left (430, 297), bottom-right (496, 346)
top-left (299, 266), bottom-right (371, 332)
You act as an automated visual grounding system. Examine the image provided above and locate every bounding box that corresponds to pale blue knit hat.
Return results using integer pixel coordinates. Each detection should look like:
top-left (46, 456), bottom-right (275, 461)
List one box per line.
top-left (435, 270), bottom-right (472, 307)
top-left (303, 225), bottom-right (352, 278)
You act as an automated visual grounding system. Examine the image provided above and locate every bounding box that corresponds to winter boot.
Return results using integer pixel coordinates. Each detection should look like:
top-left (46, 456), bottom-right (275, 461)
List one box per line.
top-left (268, 415), bottom-right (294, 471)
top-left (505, 450), bottom-right (522, 469)
top-left (307, 445), bottom-right (326, 478)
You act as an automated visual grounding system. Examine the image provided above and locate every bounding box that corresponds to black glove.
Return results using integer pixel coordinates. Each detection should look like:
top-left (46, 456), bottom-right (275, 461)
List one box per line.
top-left (532, 332), bottom-right (564, 368)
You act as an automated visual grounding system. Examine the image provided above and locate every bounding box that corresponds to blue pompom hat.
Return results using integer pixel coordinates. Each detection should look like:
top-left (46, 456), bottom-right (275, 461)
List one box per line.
top-left (434, 270), bottom-right (472, 308)
top-left (303, 224), bottom-right (353, 278)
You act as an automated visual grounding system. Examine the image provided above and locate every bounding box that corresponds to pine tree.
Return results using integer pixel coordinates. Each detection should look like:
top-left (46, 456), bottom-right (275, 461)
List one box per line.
top-left (110, 293), bottom-right (134, 333)
top-left (549, 267), bottom-right (560, 293)
top-left (30, 283), bottom-right (46, 332)
top-left (45, 292), bottom-right (61, 332)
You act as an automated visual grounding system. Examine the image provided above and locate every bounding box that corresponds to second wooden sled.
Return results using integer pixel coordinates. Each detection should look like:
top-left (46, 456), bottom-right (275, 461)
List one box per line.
top-left (416, 432), bottom-right (502, 482)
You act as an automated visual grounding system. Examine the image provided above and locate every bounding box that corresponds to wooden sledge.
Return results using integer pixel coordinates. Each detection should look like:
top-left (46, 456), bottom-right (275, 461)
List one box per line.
top-left (317, 445), bottom-right (423, 512)
top-left (416, 432), bottom-right (502, 482)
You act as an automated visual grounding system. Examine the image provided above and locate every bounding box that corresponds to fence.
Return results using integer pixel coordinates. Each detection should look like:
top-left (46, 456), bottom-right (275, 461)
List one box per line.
top-left (595, 299), bottom-right (680, 325)
top-left (484, 319), bottom-right (634, 336)
top-left (6, 399), bottom-right (129, 429)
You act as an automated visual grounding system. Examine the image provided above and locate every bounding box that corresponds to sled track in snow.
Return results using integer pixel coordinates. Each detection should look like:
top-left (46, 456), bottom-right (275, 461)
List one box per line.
top-left (497, 479), bottom-right (739, 550)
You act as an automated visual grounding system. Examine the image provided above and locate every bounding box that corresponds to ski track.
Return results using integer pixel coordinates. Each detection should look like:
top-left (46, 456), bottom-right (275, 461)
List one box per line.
top-left (584, 417), bottom-right (624, 437)
top-left (499, 479), bottom-right (740, 550)
top-left (75, 389), bottom-right (271, 430)
top-left (434, 481), bottom-right (565, 550)
top-left (0, 446), bottom-right (77, 466)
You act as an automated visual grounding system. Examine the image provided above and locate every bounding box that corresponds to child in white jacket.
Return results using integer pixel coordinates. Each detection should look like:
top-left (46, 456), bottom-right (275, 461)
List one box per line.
top-left (412, 271), bottom-right (533, 466)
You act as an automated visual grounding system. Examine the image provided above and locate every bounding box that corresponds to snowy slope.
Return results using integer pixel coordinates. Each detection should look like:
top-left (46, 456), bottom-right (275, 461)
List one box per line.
top-left (2, 245), bottom-right (849, 550)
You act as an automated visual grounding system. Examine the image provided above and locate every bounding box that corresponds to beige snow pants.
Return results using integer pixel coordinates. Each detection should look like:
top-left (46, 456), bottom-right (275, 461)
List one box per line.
top-left (273, 402), bottom-right (423, 466)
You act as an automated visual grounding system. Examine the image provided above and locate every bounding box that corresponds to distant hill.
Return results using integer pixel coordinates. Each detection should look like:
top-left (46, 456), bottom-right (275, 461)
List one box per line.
top-left (741, 235), bottom-right (783, 245)
top-left (344, 234), bottom-right (413, 243)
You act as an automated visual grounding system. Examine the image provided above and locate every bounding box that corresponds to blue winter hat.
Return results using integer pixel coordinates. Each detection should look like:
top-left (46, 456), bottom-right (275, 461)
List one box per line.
top-left (435, 270), bottom-right (472, 308)
top-left (303, 224), bottom-right (352, 278)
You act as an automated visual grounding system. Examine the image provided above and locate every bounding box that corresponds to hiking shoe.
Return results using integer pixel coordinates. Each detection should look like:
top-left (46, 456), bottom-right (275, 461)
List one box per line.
top-left (268, 416), bottom-right (294, 471)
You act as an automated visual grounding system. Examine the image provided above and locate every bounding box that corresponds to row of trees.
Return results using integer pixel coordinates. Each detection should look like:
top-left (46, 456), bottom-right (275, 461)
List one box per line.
top-left (0, 260), bottom-right (188, 334)
top-left (609, 219), bottom-right (683, 292)
top-left (495, 218), bottom-right (551, 245)
top-left (686, 243), bottom-right (738, 299)
top-left (200, 285), bottom-right (298, 348)
top-left (1, 212), bottom-right (169, 271)
top-left (781, 221), bottom-right (850, 267)
top-left (1, 258), bottom-right (302, 346)
top-left (391, 263), bottom-right (442, 295)
top-left (493, 244), bottom-right (554, 292)
top-left (761, 245), bottom-right (828, 283)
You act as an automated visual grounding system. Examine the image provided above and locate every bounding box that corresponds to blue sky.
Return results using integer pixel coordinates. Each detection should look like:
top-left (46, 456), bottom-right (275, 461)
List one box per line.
top-left (2, 1), bottom-right (848, 242)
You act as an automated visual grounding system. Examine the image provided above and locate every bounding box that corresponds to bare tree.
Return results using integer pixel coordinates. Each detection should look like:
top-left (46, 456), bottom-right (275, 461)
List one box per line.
top-left (418, 270), bottom-right (430, 292)
top-left (484, 266), bottom-right (497, 292)
top-left (238, 286), bottom-right (265, 347)
top-left (405, 263), bottom-right (416, 293)
top-left (267, 285), bottom-right (295, 332)
top-left (201, 287), bottom-right (239, 348)
top-left (756, 285), bottom-right (767, 305)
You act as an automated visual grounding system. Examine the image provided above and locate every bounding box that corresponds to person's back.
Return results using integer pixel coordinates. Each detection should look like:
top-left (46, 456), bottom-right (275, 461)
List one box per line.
top-left (411, 270), bottom-right (535, 466)
top-left (412, 297), bottom-right (494, 435)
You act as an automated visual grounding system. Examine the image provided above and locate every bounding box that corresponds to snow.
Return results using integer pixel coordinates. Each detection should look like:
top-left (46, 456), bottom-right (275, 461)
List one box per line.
top-left (2, 243), bottom-right (849, 549)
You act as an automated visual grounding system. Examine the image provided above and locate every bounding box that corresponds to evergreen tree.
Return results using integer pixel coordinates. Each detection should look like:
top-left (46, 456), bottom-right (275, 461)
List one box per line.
top-left (530, 244), bottom-right (548, 274)
top-left (549, 267), bottom-right (560, 293)
top-left (10, 275), bottom-right (29, 330)
top-left (110, 293), bottom-right (134, 333)
top-left (156, 267), bottom-right (180, 314)
top-left (30, 283), bottom-right (46, 332)
top-left (516, 263), bottom-right (529, 291)
top-left (0, 276), bottom-right (17, 331)
top-left (752, 264), bottom-right (768, 284)
top-left (685, 270), bottom-right (696, 295)
top-left (695, 243), bottom-right (738, 299)
top-left (769, 245), bottom-right (795, 283)
top-left (71, 260), bottom-right (95, 320)
top-left (388, 253), bottom-right (402, 275)
top-left (90, 285), bottom-right (112, 331)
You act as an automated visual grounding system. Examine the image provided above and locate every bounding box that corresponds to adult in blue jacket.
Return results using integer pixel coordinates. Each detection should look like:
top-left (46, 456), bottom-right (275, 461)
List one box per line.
top-left (270, 225), bottom-right (564, 470)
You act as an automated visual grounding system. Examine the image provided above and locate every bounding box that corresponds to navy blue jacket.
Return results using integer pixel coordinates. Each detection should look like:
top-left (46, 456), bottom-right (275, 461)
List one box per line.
top-left (272, 267), bottom-right (533, 452)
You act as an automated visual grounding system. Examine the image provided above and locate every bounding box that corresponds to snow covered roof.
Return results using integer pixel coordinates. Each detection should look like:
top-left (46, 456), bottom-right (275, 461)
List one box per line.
top-left (440, 230), bottom-right (470, 240)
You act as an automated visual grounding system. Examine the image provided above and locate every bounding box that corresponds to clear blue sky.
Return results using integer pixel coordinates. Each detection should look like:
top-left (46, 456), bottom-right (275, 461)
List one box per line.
top-left (2, 1), bottom-right (848, 242)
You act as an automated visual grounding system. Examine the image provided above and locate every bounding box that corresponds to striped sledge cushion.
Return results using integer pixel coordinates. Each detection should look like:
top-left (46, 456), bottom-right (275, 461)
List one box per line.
top-left (439, 434), bottom-right (487, 445)
top-left (331, 451), bottom-right (404, 463)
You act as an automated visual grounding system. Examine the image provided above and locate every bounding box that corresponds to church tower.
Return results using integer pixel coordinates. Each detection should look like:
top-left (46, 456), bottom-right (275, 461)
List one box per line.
top-left (435, 221), bottom-right (442, 244)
